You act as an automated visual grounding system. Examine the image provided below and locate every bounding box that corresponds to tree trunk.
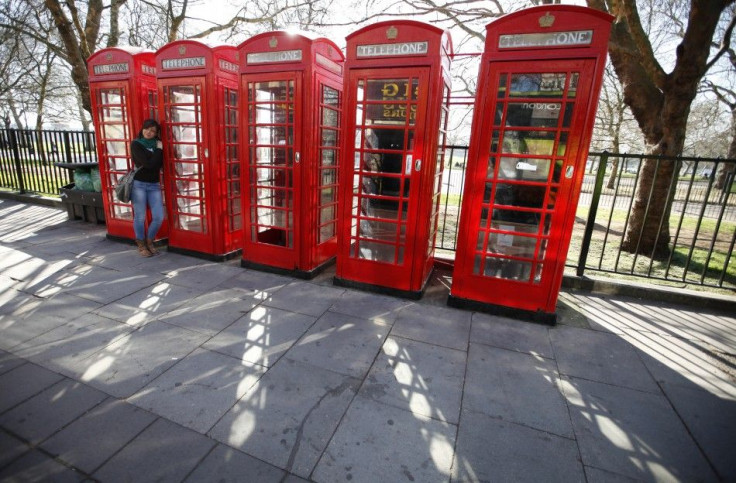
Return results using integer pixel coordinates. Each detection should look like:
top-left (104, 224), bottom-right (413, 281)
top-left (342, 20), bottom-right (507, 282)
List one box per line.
top-left (589, 0), bottom-right (730, 259)
top-left (44, 0), bottom-right (97, 114)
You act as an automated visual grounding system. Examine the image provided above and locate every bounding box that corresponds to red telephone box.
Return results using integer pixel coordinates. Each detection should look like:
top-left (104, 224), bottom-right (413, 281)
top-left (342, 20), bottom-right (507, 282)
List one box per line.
top-left (449, 6), bottom-right (613, 323)
top-left (88, 47), bottom-right (165, 242)
top-left (335, 21), bottom-right (453, 298)
top-left (238, 32), bottom-right (344, 277)
top-left (155, 40), bottom-right (242, 260)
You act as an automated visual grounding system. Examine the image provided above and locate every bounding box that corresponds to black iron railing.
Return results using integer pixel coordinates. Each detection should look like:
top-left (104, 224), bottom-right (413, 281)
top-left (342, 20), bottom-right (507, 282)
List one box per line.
top-left (1, 130), bottom-right (734, 290)
top-left (0, 128), bottom-right (97, 195)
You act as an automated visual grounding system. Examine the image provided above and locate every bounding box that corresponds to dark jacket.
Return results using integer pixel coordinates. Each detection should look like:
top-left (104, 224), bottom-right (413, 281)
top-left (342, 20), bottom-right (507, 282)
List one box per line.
top-left (130, 140), bottom-right (163, 183)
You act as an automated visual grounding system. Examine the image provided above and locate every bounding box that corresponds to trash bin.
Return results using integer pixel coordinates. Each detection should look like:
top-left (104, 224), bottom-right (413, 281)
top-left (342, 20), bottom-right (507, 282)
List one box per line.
top-left (55, 162), bottom-right (106, 224)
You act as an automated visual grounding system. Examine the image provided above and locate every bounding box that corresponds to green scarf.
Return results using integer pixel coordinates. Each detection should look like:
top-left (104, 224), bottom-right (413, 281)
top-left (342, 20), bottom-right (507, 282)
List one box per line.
top-left (135, 137), bottom-right (157, 150)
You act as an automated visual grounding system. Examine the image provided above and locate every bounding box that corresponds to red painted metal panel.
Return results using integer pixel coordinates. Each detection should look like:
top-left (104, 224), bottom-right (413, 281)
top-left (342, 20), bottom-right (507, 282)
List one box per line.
top-left (336, 20), bottom-right (453, 296)
top-left (237, 32), bottom-right (344, 276)
top-left (155, 42), bottom-right (241, 259)
top-left (451, 5), bottom-right (613, 318)
top-left (88, 48), bottom-right (165, 242)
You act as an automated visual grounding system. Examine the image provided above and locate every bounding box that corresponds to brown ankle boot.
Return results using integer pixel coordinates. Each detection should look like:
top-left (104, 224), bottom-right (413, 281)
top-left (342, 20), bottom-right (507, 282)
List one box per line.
top-left (135, 239), bottom-right (152, 257)
top-left (146, 239), bottom-right (159, 255)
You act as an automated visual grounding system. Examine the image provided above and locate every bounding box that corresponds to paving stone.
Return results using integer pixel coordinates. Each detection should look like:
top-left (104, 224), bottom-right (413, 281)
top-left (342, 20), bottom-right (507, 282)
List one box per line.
top-left (0, 362), bottom-right (63, 413)
top-left (359, 336), bottom-right (466, 424)
top-left (204, 306), bottom-right (316, 367)
top-left (658, 381), bottom-right (736, 482)
top-left (209, 358), bottom-right (359, 478)
top-left (263, 281), bottom-right (344, 317)
top-left (129, 348), bottom-right (265, 434)
top-left (96, 281), bottom-right (205, 327)
top-left (285, 310), bottom-right (391, 379)
top-left (81, 245), bottom-right (156, 272)
top-left (391, 302), bottom-right (472, 351)
top-left (13, 312), bottom-right (133, 379)
top-left (463, 343), bottom-right (574, 438)
top-left (164, 263), bottom-right (244, 291)
top-left (0, 292), bottom-right (102, 350)
top-left (75, 320), bottom-right (208, 398)
top-left (584, 465), bottom-right (648, 482)
top-left (626, 331), bottom-right (736, 399)
top-left (0, 378), bottom-right (107, 444)
top-left (452, 410), bottom-right (584, 482)
top-left (560, 376), bottom-right (718, 482)
top-left (93, 418), bottom-right (216, 483)
top-left (329, 290), bottom-right (412, 324)
top-left (155, 287), bottom-right (260, 336)
top-left (0, 430), bottom-right (29, 469)
top-left (0, 350), bottom-right (25, 376)
top-left (0, 449), bottom-right (86, 482)
top-left (313, 395), bottom-right (456, 483)
top-left (44, 264), bottom-right (166, 304)
top-left (184, 444), bottom-right (286, 482)
top-left (471, 312), bottom-right (554, 358)
top-left (40, 398), bottom-right (156, 474)
top-left (550, 326), bottom-right (660, 393)
top-left (217, 268), bottom-right (291, 294)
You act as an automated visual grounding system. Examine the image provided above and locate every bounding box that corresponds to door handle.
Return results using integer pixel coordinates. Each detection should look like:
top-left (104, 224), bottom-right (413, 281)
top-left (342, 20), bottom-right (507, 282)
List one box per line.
top-left (565, 165), bottom-right (574, 179)
top-left (295, 152), bottom-right (301, 163)
top-left (415, 159), bottom-right (422, 172)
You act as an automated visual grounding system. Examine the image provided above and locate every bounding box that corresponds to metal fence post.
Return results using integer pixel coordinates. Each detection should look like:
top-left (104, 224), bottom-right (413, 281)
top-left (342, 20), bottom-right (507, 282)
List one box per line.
top-left (63, 131), bottom-right (73, 164)
top-left (9, 129), bottom-right (26, 194)
top-left (576, 151), bottom-right (609, 277)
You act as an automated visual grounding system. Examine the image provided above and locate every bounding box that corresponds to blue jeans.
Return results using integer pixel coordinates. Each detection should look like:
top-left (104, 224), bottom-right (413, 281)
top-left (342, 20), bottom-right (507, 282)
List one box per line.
top-left (131, 180), bottom-right (164, 240)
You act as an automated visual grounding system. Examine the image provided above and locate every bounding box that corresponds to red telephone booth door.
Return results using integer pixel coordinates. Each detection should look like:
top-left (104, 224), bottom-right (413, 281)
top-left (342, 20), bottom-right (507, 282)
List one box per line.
top-left (338, 67), bottom-right (430, 291)
top-left (242, 73), bottom-right (302, 269)
top-left (452, 59), bottom-right (596, 315)
top-left (94, 82), bottom-right (135, 225)
top-left (159, 78), bottom-right (211, 248)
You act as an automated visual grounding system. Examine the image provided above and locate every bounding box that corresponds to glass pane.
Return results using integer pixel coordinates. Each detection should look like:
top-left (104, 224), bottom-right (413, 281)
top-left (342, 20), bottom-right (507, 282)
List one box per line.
top-left (101, 106), bottom-right (124, 122)
top-left (176, 180), bottom-right (202, 196)
top-left (322, 129), bottom-right (337, 147)
top-left (320, 169), bottom-right (337, 187)
top-left (365, 78), bottom-right (417, 101)
top-left (509, 73), bottom-right (566, 98)
top-left (170, 86), bottom-right (196, 103)
top-left (482, 258), bottom-right (532, 281)
top-left (99, 89), bottom-right (123, 105)
top-left (562, 103), bottom-right (574, 128)
top-left (321, 187), bottom-right (336, 203)
top-left (321, 149), bottom-right (337, 167)
top-left (487, 230), bottom-right (537, 258)
top-left (356, 240), bottom-right (396, 263)
top-left (323, 86), bottom-right (339, 105)
top-left (506, 102), bottom-right (561, 128)
top-left (502, 131), bottom-right (556, 155)
top-left (175, 162), bottom-right (200, 176)
top-left (319, 223), bottom-right (336, 243)
top-left (105, 141), bottom-right (127, 156)
top-left (497, 157), bottom-right (551, 181)
top-left (112, 204), bottom-right (133, 219)
top-left (323, 107), bottom-right (338, 127)
top-left (254, 81), bottom-right (289, 102)
top-left (493, 184), bottom-right (546, 209)
top-left (320, 205), bottom-right (336, 224)
top-left (257, 206), bottom-right (288, 228)
top-left (558, 132), bottom-right (568, 156)
top-left (102, 124), bottom-right (125, 140)
top-left (497, 74), bottom-right (507, 99)
top-left (569, 73), bottom-right (579, 98)
top-left (178, 214), bottom-right (205, 232)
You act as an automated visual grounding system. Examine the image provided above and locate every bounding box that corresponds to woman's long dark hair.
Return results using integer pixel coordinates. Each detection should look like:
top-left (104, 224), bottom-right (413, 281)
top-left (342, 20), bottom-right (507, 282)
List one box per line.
top-left (136, 119), bottom-right (161, 139)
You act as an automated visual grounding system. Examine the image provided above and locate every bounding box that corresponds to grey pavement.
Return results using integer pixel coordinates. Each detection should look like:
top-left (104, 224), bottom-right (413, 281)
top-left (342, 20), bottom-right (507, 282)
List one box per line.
top-left (1, 198), bottom-right (735, 482)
